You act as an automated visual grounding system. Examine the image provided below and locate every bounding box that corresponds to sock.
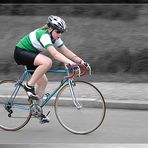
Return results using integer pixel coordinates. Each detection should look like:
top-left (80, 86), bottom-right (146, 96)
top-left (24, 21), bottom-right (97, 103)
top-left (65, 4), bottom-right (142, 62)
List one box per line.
top-left (27, 82), bottom-right (34, 88)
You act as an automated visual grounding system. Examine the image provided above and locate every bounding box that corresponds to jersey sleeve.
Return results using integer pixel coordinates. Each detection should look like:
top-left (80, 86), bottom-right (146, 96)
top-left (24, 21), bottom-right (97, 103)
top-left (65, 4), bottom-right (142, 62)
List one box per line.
top-left (54, 38), bottom-right (64, 48)
top-left (40, 34), bottom-right (53, 49)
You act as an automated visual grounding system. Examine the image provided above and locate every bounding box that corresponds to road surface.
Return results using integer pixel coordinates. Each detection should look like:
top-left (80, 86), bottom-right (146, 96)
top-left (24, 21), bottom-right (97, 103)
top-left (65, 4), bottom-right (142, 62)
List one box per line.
top-left (0, 108), bottom-right (148, 144)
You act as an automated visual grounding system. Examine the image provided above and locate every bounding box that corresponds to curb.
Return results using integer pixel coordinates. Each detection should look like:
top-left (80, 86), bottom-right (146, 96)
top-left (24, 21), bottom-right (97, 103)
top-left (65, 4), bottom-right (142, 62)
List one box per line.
top-left (2, 96), bottom-right (148, 110)
top-left (56, 99), bottom-right (148, 110)
top-left (105, 100), bottom-right (148, 110)
top-left (51, 98), bottom-right (148, 110)
top-left (1, 95), bottom-right (148, 110)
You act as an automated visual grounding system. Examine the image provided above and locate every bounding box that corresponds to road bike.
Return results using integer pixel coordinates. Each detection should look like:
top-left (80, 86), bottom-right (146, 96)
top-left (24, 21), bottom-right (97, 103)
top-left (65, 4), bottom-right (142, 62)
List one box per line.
top-left (0, 64), bottom-right (106, 135)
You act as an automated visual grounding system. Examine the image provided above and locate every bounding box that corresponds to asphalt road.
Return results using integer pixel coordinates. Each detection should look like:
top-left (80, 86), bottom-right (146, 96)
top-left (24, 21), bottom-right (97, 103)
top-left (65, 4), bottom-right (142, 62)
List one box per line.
top-left (0, 144), bottom-right (147, 148)
top-left (0, 107), bottom-right (148, 144)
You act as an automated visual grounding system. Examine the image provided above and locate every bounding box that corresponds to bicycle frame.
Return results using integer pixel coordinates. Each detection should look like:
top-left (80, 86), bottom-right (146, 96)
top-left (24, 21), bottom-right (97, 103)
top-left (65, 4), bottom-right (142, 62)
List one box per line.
top-left (6, 63), bottom-right (90, 116)
top-left (7, 66), bottom-right (74, 111)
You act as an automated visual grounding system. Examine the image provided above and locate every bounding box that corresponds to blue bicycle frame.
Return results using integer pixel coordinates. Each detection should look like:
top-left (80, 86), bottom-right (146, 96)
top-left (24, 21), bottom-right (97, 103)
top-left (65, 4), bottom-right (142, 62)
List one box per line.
top-left (7, 66), bottom-right (72, 111)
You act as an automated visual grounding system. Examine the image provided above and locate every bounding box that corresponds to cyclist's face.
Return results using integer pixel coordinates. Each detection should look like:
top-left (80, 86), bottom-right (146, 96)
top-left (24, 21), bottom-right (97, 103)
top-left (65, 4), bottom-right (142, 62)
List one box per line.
top-left (52, 30), bottom-right (63, 39)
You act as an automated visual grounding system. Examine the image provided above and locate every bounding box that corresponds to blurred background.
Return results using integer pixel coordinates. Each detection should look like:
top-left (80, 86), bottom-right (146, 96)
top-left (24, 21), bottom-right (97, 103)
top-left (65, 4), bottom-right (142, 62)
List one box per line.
top-left (1, 4), bottom-right (148, 82)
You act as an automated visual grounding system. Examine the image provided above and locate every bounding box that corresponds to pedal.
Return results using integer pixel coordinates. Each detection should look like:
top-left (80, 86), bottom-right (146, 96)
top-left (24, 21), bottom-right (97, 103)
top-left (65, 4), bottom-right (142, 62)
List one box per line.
top-left (31, 104), bottom-right (42, 118)
top-left (40, 114), bottom-right (50, 124)
top-left (28, 95), bottom-right (39, 101)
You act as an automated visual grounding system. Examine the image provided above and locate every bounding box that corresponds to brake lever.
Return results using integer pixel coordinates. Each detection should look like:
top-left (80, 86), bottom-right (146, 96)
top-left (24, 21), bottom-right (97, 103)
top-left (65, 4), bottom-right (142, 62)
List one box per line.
top-left (73, 66), bottom-right (81, 77)
top-left (77, 66), bottom-right (81, 77)
top-left (87, 65), bottom-right (92, 75)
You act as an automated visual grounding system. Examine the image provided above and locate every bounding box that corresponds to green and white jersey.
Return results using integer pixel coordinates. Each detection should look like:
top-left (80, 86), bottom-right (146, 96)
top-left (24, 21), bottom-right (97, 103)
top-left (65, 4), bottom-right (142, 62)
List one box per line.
top-left (16, 29), bottom-right (64, 52)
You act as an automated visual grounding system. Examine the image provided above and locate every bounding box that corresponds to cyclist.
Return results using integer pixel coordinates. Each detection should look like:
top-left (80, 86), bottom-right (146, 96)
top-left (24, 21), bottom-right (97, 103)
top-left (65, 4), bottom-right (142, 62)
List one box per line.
top-left (14, 15), bottom-right (89, 123)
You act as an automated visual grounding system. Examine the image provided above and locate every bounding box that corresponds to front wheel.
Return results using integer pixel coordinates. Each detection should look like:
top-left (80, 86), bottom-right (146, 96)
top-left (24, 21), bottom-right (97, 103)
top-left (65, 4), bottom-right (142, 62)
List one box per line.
top-left (54, 80), bottom-right (106, 135)
top-left (0, 80), bottom-right (32, 131)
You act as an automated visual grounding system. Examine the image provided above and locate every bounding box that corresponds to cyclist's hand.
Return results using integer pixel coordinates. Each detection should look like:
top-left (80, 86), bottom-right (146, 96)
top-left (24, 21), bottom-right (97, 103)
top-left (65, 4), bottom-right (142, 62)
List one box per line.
top-left (80, 60), bottom-right (90, 68)
top-left (67, 62), bottom-right (79, 70)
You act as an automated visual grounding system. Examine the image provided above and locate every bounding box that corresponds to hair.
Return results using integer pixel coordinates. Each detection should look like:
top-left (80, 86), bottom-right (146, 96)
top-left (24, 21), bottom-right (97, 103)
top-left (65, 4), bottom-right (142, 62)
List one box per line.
top-left (40, 24), bottom-right (49, 29)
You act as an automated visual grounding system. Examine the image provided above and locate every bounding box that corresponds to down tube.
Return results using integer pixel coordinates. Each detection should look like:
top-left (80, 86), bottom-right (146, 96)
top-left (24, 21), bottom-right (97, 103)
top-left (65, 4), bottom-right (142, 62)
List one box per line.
top-left (41, 79), bottom-right (68, 107)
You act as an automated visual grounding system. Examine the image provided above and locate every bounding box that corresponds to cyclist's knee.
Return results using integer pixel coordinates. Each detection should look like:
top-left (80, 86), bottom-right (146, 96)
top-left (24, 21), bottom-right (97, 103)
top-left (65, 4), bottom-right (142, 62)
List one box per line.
top-left (45, 58), bottom-right (52, 68)
top-left (44, 58), bottom-right (52, 69)
top-left (34, 54), bottom-right (52, 69)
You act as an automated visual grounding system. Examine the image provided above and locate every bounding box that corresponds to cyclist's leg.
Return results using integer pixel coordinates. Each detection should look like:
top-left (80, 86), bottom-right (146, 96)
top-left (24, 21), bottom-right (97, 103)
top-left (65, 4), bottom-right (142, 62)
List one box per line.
top-left (27, 54), bottom-right (52, 87)
top-left (14, 47), bottom-right (52, 99)
top-left (30, 55), bottom-right (51, 123)
top-left (35, 74), bottom-right (50, 123)
top-left (14, 47), bottom-right (40, 99)
top-left (36, 74), bottom-right (48, 104)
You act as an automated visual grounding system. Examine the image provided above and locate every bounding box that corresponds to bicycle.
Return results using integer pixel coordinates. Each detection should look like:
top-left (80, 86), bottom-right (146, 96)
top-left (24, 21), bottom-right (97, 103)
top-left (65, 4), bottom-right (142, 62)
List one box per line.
top-left (0, 64), bottom-right (106, 135)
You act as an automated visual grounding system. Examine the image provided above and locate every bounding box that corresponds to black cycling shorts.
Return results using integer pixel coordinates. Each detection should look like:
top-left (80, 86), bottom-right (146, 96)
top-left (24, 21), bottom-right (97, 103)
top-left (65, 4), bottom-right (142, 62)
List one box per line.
top-left (14, 46), bottom-right (40, 71)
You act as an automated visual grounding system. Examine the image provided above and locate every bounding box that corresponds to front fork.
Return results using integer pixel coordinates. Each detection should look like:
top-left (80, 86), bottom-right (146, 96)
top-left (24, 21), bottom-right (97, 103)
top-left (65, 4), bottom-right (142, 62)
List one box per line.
top-left (68, 80), bottom-right (82, 109)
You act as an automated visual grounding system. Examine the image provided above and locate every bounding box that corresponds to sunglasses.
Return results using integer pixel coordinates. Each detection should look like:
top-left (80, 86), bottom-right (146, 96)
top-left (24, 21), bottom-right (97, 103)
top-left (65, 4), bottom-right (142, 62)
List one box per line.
top-left (55, 30), bottom-right (64, 34)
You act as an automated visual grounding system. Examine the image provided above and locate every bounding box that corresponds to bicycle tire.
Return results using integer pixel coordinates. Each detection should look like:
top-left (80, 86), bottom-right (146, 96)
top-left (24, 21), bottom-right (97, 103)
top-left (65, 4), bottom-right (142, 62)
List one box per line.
top-left (54, 80), bottom-right (106, 135)
top-left (0, 80), bottom-right (32, 131)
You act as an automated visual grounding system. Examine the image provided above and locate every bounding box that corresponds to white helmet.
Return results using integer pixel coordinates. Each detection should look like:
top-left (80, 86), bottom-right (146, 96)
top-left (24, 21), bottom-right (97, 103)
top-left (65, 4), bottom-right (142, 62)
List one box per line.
top-left (47, 15), bottom-right (67, 33)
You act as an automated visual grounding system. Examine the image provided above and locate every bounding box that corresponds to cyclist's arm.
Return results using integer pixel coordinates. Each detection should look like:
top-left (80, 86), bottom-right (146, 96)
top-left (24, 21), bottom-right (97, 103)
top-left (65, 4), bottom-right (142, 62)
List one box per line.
top-left (46, 46), bottom-right (73, 64)
top-left (59, 45), bottom-right (83, 64)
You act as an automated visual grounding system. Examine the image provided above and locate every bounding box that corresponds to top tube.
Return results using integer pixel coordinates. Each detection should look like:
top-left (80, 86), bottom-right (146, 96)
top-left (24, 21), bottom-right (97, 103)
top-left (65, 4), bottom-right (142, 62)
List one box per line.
top-left (23, 63), bottom-right (88, 79)
top-left (24, 65), bottom-right (69, 74)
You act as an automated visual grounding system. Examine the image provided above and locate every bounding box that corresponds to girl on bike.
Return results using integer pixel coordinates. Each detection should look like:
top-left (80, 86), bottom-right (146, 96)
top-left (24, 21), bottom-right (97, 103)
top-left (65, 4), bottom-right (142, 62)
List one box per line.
top-left (14, 15), bottom-right (89, 123)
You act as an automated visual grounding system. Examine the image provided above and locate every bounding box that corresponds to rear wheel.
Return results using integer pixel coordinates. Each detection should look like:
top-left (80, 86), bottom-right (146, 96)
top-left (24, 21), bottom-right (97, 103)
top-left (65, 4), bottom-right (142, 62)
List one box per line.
top-left (0, 80), bottom-right (32, 131)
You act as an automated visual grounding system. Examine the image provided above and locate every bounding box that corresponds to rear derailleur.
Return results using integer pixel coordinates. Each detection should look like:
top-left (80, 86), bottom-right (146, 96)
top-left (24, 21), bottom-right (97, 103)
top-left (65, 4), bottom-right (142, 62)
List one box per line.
top-left (5, 102), bottom-right (13, 117)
